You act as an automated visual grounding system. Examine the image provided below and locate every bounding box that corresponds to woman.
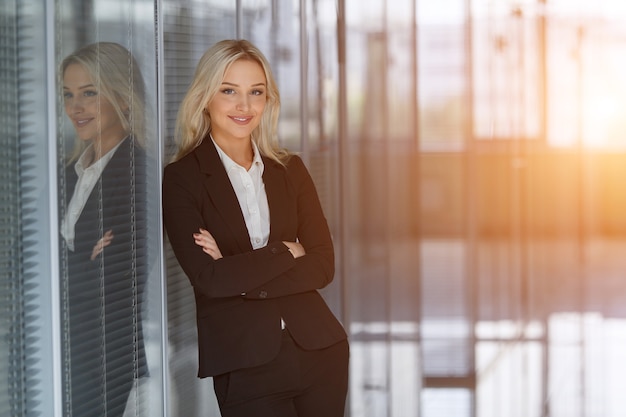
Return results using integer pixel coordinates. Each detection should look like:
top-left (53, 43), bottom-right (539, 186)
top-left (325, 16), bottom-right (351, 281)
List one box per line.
top-left (162, 39), bottom-right (349, 417)
top-left (60, 42), bottom-right (147, 417)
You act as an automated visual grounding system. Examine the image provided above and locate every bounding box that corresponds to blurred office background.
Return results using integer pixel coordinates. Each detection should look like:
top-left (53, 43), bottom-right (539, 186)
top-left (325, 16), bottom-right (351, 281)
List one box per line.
top-left (3, 0), bottom-right (626, 416)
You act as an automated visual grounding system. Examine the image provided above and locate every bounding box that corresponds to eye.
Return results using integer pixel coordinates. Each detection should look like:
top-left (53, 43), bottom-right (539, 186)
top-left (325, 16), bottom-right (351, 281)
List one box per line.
top-left (63, 92), bottom-right (73, 100)
top-left (221, 88), bottom-right (235, 95)
top-left (251, 89), bottom-right (265, 96)
top-left (83, 90), bottom-right (98, 97)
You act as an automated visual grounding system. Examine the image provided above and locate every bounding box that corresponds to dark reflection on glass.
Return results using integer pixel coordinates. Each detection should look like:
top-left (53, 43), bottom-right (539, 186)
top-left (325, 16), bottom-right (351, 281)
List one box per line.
top-left (58, 42), bottom-right (147, 417)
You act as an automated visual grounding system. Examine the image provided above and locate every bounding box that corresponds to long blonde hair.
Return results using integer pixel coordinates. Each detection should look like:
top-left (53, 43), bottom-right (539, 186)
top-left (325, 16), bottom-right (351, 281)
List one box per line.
top-left (173, 39), bottom-right (290, 164)
top-left (61, 42), bottom-right (146, 162)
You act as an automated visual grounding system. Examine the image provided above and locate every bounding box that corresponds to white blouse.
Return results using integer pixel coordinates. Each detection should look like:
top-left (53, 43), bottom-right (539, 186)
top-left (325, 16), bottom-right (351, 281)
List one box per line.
top-left (60, 141), bottom-right (123, 251)
top-left (212, 136), bottom-right (270, 250)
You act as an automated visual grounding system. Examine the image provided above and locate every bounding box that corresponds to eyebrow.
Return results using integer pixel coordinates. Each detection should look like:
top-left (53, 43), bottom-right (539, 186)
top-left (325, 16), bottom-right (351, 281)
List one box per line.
top-left (221, 81), bottom-right (266, 87)
top-left (63, 83), bottom-right (95, 90)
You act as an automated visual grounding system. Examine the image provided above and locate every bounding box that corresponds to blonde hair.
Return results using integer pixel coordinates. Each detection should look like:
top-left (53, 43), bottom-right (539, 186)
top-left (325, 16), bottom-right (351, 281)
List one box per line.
top-left (61, 42), bottom-right (146, 162)
top-left (173, 39), bottom-right (290, 164)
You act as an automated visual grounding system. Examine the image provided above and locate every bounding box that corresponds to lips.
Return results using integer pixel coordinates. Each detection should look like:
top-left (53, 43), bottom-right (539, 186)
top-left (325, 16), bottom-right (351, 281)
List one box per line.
top-left (230, 115), bottom-right (252, 124)
top-left (73, 117), bottom-right (93, 127)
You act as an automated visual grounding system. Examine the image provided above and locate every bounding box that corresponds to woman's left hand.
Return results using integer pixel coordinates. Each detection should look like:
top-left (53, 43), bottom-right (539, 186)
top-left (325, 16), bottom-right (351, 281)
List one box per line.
top-left (193, 228), bottom-right (223, 260)
top-left (91, 229), bottom-right (114, 260)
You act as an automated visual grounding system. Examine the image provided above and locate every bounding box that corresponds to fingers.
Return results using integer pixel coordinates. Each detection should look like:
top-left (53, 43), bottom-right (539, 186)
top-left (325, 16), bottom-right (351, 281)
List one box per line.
top-left (102, 230), bottom-right (114, 246)
top-left (193, 228), bottom-right (223, 260)
top-left (90, 230), bottom-right (114, 260)
top-left (282, 241), bottom-right (305, 258)
top-left (193, 228), bottom-right (215, 247)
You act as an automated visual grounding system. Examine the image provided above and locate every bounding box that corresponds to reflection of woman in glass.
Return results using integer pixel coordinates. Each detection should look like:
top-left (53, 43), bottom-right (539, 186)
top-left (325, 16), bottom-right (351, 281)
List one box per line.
top-left (163, 39), bottom-right (349, 417)
top-left (60, 42), bottom-right (147, 417)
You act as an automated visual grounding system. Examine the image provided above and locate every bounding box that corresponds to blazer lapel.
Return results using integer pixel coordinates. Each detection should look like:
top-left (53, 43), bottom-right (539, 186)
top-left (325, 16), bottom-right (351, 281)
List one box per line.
top-left (262, 156), bottom-right (293, 242)
top-left (195, 138), bottom-right (253, 252)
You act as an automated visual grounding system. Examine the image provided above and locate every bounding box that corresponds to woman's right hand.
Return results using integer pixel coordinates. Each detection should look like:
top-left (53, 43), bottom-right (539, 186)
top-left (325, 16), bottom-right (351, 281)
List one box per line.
top-left (282, 241), bottom-right (305, 259)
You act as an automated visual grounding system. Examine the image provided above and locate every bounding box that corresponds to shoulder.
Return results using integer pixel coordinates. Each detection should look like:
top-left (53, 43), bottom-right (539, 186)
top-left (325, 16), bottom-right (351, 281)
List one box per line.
top-left (107, 137), bottom-right (146, 166)
top-left (284, 154), bottom-right (311, 180)
top-left (281, 153), bottom-right (303, 171)
top-left (163, 145), bottom-right (217, 198)
top-left (262, 153), bottom-right (308, 179)
top-left (165, 137), bottom-right (221, 176)
top-left (276, 154), bottom-right (318, 194)
top-left (164, 148), bottom-right (200, 177)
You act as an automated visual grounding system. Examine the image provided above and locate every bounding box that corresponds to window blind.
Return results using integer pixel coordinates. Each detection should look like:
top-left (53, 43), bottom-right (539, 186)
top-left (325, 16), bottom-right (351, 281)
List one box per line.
top-left (0, 3), bottom-right (27, 414)
top-left (0, 1), bottom-right (51, 415)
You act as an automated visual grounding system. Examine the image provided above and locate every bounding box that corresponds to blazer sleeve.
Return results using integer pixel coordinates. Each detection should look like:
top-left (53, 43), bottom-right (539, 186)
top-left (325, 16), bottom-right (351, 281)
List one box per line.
top-left (162, 157), bottom-right (296, 298)
top-left (244, 155), bottom-right (335, 299)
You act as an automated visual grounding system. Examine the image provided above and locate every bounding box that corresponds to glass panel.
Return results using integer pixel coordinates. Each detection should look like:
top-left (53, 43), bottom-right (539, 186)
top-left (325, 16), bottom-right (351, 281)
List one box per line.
top-left (343, 0), bottom-right (392, 415)
top-left (418, 0), bottom-right (468, 150)
top-left (301, 0), bottom-right (345, 316)
top-left (343, 1), bottom-right (423, 416)
top-left (56, 1), bottom-right (163, 416)
top-left (0, 1), bottom-right (57, 415)
top-left (471, 0), bottom-right (542, 141)
top-left (422, 388), bottom-right (472, 417)
top-left (547, 0), bottom-right (626, 149)
top-left (417, 2), bottom-right (475, 413)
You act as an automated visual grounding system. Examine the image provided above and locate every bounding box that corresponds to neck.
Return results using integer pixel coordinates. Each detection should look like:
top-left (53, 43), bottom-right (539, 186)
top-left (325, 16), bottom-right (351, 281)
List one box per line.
top-left (212, 135), bottom-right (254, 169)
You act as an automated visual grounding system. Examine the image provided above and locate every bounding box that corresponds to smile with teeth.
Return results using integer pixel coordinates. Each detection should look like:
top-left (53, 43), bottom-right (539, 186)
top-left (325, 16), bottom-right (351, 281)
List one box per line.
top-left (74, 118), bottom-right (93, 127)
top-left (231, 116), bottom-right (252, 123)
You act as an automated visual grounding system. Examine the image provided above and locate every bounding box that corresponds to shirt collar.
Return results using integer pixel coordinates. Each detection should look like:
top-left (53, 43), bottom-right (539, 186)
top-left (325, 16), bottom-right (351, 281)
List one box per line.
top-left (75, 138), bottom-right (126, 175)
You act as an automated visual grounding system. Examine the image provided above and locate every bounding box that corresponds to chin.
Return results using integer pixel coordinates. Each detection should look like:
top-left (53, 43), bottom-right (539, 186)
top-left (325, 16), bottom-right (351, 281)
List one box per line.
top-left (77, 135), bottom-right (91, 141)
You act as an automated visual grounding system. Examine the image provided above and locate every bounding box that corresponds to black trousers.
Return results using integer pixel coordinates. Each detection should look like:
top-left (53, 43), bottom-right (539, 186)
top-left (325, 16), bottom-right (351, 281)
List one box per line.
top-left (213, 330), bottom-right (349, 417)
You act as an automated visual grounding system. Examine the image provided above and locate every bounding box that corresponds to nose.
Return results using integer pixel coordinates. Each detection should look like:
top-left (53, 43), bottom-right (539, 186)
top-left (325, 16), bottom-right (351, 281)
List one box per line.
top-left (66, 97), bottom-right (84, 114)
top-left (236, 95), bottom-right (250, 111)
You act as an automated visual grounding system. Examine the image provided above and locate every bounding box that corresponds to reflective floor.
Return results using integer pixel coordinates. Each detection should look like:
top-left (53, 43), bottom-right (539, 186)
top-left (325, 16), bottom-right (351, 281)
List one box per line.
top-left (348, 238), bottom-right (626, 417)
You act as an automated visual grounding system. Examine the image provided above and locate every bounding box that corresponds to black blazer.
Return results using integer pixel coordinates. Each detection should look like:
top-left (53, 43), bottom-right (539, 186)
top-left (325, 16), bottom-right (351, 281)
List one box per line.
top-left (162, 137), bottom-right (347, 377)
top-left (63, 137), bottom-right (147, 392)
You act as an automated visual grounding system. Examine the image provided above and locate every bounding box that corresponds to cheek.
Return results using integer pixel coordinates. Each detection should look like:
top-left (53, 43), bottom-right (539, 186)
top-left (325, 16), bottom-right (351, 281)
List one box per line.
top-left (99, 103), bottom-right (119, 123)
top-left (254, 98), bottom-right (267, 113)
top-left (207, 99), bottom-right (225, 117)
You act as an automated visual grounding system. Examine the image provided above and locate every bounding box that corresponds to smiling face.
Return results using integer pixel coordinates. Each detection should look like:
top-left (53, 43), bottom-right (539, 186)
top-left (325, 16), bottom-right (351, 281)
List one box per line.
top-left (206, 59), bottom-right (267, 146)
top-left (63, 63), bottom-right (127, 150)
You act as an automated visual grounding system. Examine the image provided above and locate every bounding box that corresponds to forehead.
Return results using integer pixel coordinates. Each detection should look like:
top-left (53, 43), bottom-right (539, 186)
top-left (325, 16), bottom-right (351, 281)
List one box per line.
top-left (222, 59), bottom-right (266, 84)
top-left (63, 63), bottom-right (93, 86)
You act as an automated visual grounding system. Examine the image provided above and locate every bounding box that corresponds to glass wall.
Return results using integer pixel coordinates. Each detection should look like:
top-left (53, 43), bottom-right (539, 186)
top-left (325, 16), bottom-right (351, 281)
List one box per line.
top-left (54, 1), bottom-right (164, 416)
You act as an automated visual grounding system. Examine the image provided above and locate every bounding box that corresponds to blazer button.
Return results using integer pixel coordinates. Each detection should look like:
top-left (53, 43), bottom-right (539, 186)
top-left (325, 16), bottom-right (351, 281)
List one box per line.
top-left (271, 247), bottom-right (278, 254)
top-left (259, 290), bottom-right (268, 298)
